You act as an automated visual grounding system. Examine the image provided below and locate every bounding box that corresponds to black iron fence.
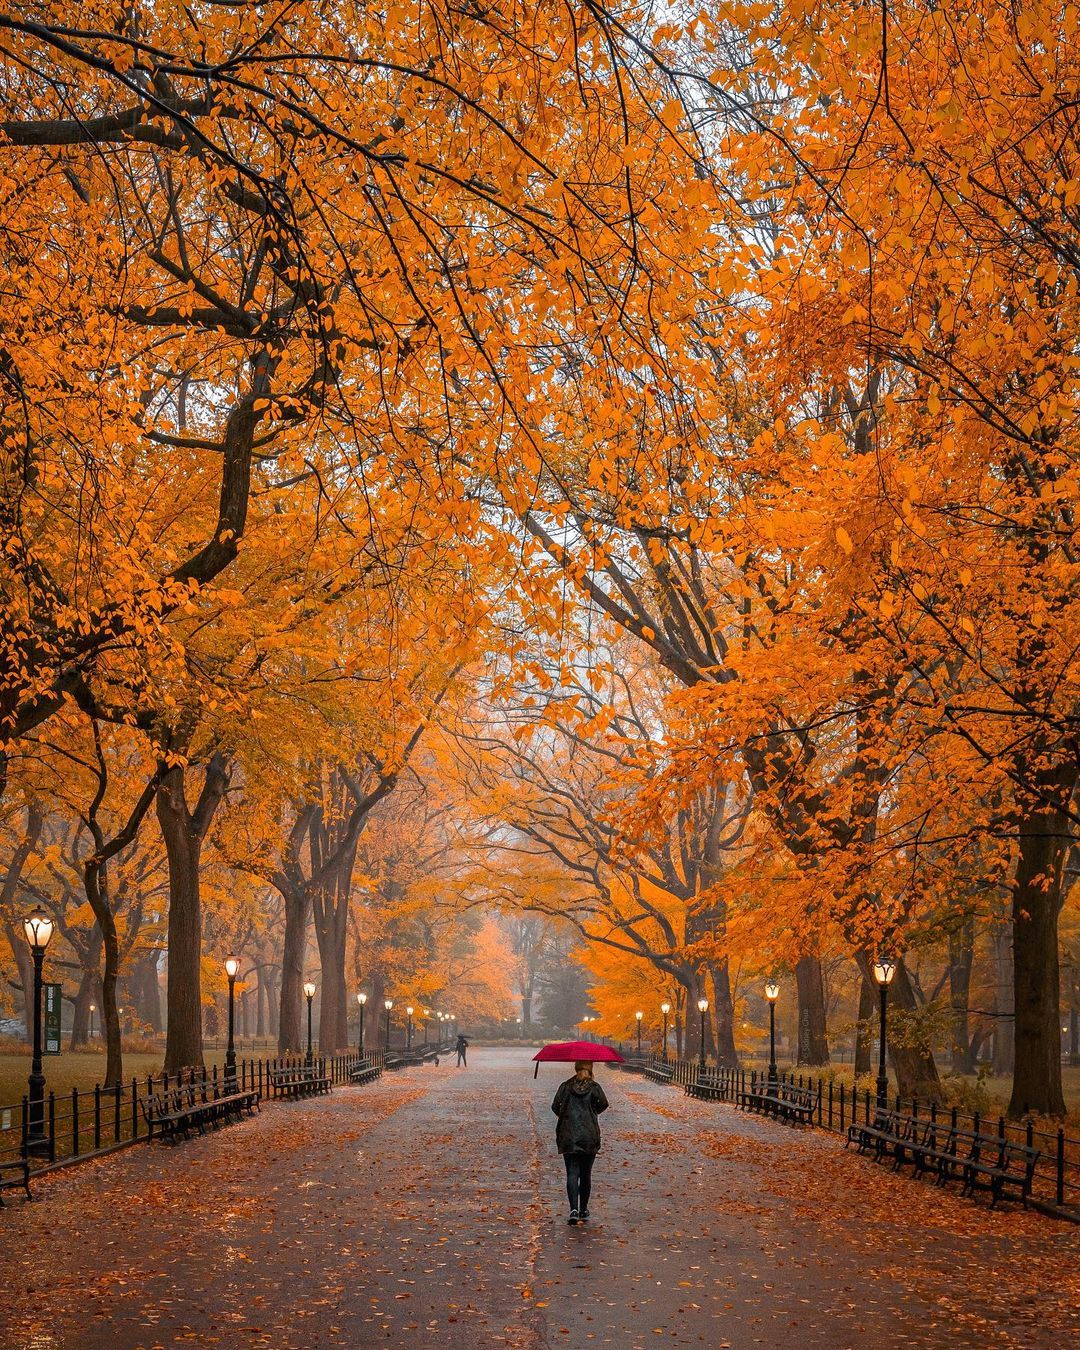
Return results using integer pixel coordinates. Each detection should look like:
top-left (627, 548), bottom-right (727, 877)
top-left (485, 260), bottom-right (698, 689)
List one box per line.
top-left (625, 1057), bottom-right (1079, 1218)
top-left (0, 1049), bottom-right (387, 1179)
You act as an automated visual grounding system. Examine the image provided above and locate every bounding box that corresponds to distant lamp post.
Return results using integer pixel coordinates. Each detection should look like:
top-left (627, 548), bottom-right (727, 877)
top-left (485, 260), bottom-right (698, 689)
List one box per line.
top-left (872, 958), bottom-right (897, 1113)
top-left (635, 1010), bottom-right (643, 1057)
top-left (406, 1005), bottom-right (414, 1050)
top-left (384, 998), bottom-right (393, 1052)
top-left (303, 981), bottom-right (317, 1065)
top-left (89, 1002), bottom-right (97, 1041)
top-left (660, 1002), bottom-right (671, 1062)
top-left (697, 997), bottom-right (709, 1071)
top-left (765, 980), bottom-right (780, 1083)
top-left (22, 912), bottom-right (55, 1157)
top-left (357, 992), bottom-right (367, 1057)
top-left (422, 1008), bottom-right (430, 1045)
top-left (224, 956), bottom-right (241, 1086)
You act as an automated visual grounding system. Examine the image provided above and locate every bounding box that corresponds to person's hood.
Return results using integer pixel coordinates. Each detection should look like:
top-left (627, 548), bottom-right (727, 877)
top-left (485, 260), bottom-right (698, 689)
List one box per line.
top-left (568, 1078), bottom-right (595, 1095)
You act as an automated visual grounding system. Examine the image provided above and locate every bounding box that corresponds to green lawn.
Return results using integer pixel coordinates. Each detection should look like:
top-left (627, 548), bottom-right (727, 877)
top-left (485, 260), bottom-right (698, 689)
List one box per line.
top-left (0, 1049), bottom-right (233, 1108)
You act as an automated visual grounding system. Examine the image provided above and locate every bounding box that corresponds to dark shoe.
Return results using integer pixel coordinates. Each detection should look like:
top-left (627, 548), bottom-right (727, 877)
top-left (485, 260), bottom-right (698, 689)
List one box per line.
top-left (568, 1209), bottom-right (579, 1225)
top-left (579, 1209), bottom-right (590, 1221)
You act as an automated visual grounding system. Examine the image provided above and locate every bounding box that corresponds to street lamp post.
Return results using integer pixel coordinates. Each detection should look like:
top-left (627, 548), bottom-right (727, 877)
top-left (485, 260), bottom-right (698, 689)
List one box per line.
top-left (872, 958), bottom-right (897, 1114)
top-left (660, 1002), bottom-right (670, 1062)
top-left (384, 998), bottom-right (393, 1053)
top-left (22, 912), bottom-right (55, 1157)
top-left (765, 979), bottom-right (780, 1084)
top-left (89, 1002), bottom-right (96, 1041)
top-left (635, 1010), bottom-right (643, 1057)
top-left (697, 997), bottom-right (709, 1071)
top-left (422, 1008), bottom-right (430, 1045)
top-left (303, 981), bottom-right (316, 1065)
top-left (357, 992), bottom-right (367, 1058)
top-left (406, 1005), bottom-right (414, 1051)
top-left (224, 956), bottom-right (240, 1087)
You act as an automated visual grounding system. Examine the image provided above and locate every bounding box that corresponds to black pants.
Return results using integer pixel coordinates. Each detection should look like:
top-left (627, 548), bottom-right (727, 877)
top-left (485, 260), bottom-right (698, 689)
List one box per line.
top-left (564, 1151), bottom-right (596, 1213)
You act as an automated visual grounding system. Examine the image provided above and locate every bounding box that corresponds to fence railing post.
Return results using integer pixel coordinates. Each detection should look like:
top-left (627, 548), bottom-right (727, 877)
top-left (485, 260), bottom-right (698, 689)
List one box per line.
top-left (72, 1087), bottom-right (80, 1158)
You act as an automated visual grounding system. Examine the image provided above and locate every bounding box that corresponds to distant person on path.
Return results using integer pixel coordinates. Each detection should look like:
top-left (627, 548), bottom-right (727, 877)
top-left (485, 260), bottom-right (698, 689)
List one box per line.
top-left (455, 1033), bottom-right (469, 1067)
top-left (552, 1061), bottom-right (608, 1225)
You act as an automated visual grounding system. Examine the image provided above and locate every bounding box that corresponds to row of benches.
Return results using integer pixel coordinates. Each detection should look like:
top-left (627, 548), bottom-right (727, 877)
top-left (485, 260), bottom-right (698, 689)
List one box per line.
top-left (847, 1110), bottom-right (1041, 1208)
top-left (686, 1072), bottom-right (815, 1127)
top-left (677, 1067), bottom-right (1042, 1211)
top-left (1, 1056), bottom-right (385, 1198)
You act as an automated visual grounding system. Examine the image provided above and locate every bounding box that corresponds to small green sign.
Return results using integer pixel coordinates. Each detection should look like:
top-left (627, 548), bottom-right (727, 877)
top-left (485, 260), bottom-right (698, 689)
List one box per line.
top-left (43, 982), bottom-right (63, 1055)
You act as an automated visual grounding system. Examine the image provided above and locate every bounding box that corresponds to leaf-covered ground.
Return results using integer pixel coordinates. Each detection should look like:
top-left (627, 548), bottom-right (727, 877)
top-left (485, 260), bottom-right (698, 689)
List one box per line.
top-left (1, 1049), bottom-right (1077, 1348)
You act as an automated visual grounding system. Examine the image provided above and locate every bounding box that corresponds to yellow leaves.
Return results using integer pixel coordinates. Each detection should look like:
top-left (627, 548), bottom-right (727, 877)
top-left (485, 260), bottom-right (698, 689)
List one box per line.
top-left (834, 526), bottom-right (853, 555)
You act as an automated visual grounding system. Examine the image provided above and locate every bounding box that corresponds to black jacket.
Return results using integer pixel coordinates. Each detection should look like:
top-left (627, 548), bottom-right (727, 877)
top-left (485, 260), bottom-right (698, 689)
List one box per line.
top-left (552, 1076), bottom-right (609, 1155)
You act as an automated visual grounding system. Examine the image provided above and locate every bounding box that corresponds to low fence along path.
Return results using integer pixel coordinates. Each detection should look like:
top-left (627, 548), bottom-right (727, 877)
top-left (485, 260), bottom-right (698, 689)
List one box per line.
top-left (1, 1048), bottom-right (1078, 1348)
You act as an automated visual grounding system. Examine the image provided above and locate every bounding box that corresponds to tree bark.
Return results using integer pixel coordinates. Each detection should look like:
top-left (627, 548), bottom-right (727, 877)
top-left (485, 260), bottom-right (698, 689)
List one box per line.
top-left (707, 959), bottom-right (739, 1068)
top-left (795, 954), bottom-right (830, 1066)
top-left (158, 754), bottom-right (230, 1073)
top-left (990, 921), bottom-right (1015, 1075)
top-left (279, 884), bottom-right (309, 1053)
top-left (1008, 788), bottom-right (1072, 1118)
top-left (948, 915), bottom-right (975, 1073)
top-left (1, 804), bottom-right (42, 1043)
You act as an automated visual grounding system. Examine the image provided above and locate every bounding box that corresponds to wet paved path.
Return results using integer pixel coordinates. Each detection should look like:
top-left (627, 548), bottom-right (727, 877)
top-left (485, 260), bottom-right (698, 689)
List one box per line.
top-left (1, 1047), bottom-right (1078, 1348)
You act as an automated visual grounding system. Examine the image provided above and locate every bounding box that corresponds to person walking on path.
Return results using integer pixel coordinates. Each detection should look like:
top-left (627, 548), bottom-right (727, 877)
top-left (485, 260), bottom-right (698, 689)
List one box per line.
top-left (552, 1061), bottom-right (608, 1224)
top-left (455, 1033), bottom-right (469, 1067)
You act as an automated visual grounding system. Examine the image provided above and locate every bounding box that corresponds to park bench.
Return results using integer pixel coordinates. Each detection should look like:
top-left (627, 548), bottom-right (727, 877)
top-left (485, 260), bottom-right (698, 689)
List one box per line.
top-left (644, 1062), bottom-right (675, 1084)
top-left (847, 1111), bottom-right (1041, 1209)
top-left (268, 1066), bottom-right (331, 1099)
top-left (349, 1057), bottom-right (382, 1086)
top-left (686, 1072), bottom-right (725, 1102)
top-left (141, 1080), bottom-right (259, 1144)
top-left (0, 1155), bottom-right (32, 1205)
top-left (736, 1080), bottom-right (815, 1127)
top-left (951, 1129), bottom-right (1040, 1208)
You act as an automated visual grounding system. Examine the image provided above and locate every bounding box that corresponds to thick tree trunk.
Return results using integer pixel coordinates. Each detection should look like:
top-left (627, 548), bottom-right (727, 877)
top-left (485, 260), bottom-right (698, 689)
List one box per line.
top-left (158, 756), bottom-right (229, 1073)
top-left (159, 801), bottom-right (204, 1072)
top-left (855, 951), bottom-right (940, 1099)
top-left (990, 922), bottom-right (1015, 1075)
top-left (854, 972), bottom-right (875, 1076)
top-left (313, 870), bottom-right (352, 1052)
top-left (948, 916), bottom-right (975, 1073)
top-left (1008, 793), bottom-right (1070, 1118)
top-left (68, 964), bottom-right (97, 1049)
top-left (137, 951), bottom-right (163, 1033)
top-left (279, 887), bottom-right (309, 1053)
top-left (707, 959), bottom-right (739, 1067)
top-left (3, 927), bottom-right (35, 1045)
top-left (795, 954), bottom-right (830, 1066)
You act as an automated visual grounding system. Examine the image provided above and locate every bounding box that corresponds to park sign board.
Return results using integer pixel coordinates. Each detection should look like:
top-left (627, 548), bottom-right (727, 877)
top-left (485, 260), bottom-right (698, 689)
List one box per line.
top-left (44, 983), bottom-right (62, 1055)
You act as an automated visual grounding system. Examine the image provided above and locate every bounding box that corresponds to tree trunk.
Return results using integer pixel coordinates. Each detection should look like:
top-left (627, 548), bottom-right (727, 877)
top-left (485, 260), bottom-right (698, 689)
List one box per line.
top-left (1008, 791), bottom-right (1071, 1118)
top-left (795, 954), bottom-right (830, 1066)
top-left (855, 950), bottom-right (940, 1098)
top-left (313, 865), bottom-right (352, 1052)
top-left (279, 886), bottom-right (309, 1053)
top-left (854, 972), bottom-right (874, 1076)
top-left (157, 756), bottom-right (230, 1073)
top-left (948, 915), bottom-right (975, 1073)
top-left (707, 959), bottom-right (739, 1067)
top-left (990, 921), bottom-right (1015, 1075)
top-left (1, 805), bottom-right (42, 1044)
top-left (68, 964), bottom-right (97, 1049)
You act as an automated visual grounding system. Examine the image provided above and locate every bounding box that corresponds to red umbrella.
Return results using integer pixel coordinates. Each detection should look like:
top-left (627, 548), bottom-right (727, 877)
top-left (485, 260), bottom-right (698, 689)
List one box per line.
top-left (532, 1040), bottom-right (625, 1078)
